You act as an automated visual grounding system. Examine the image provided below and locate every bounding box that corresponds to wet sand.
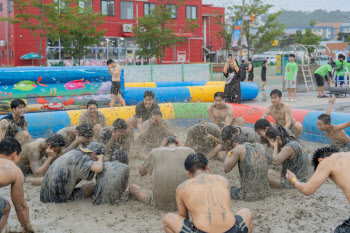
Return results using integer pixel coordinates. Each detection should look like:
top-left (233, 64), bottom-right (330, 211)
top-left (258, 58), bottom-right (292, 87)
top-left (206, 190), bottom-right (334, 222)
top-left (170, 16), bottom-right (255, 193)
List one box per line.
top-left (1, 124), bottom-right (348, 233)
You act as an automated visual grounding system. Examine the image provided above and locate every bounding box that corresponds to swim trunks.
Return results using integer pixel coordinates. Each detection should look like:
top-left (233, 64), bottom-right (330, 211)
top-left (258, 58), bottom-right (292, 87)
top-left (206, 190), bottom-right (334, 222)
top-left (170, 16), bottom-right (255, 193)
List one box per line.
top-left (20, 167), bottom-right (33, 178)
top-left (340, 143), bottom-right (350, 152)
top-left (334, 217), bottom-right (350, 233)
top-left (0, 196), bottom-right (7, 220)
top-left (179, 215), bottom-right (248, 233)
top-left (110, 81), bottom-right (122, 95)
top-left (230, 187), bottom-right (242, 200)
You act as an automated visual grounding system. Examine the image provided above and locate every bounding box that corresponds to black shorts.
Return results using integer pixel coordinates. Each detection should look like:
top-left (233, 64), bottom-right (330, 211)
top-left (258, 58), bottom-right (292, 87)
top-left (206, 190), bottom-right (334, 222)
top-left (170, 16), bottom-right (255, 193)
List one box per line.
top-left (335, 217), bottom-right (350, 233)
top-left (261, 75), bottom-right (266, 82)
top-left (179, 215), bottom-right (248, 233)
top-left (110, 81), bottom-right (122, 95)
top-left (248, 74), bottom-right (254, 82)
top-left (314, 73), bottom-right (324, 87)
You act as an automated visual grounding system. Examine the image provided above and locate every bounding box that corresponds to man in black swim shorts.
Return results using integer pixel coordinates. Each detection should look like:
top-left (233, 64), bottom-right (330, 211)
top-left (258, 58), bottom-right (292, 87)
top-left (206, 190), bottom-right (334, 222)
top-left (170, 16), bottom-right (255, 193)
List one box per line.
top-left (107, 59), bottom-right (126, 107)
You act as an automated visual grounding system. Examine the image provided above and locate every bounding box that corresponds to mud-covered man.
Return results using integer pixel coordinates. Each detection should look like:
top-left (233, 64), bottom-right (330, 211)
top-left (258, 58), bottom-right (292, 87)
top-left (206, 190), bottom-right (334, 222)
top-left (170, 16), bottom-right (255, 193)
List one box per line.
top-left (79, 100), bottom-right (106, 140)
top-left (0, 99), bottom-right (31, 145)
top-left (57, 123), bottom-right (93, 154)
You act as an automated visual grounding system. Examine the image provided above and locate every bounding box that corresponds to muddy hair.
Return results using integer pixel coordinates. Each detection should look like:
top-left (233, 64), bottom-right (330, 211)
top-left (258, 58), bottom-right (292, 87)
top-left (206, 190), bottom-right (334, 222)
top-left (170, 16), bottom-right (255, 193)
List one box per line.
top-left (231, 134), bottom-right (248, 146)
top-left (192, 124), bottom-right (206, 140)
top-left (110, 149), bottom-right (129, 165)
top-left (214, 92), bottom-right (225, 99)
top-left (165, 136), bottom-right (178, 146)
top-left (318, 114), bottom-right (331, 125)
top-left (184, 153), bottom-right (208, 175)
top-left (222, 126), bottom-right (239, 141)
top-left (76, 124), bottom-right (94, 138)
top-left (11, 99), bottom-right (26, 109)
top-left (86, 100), bottom-right (98, 109)
top-left (270, 89), bottom-right (282, 98)
top-left (112, 118), bottom-right (127, 130)
top-left (312, 146), bottom-right (339, 171)
top-left (46, 134), bottom-right (67, 148)
top-left (265, 125), bottom-right (296, 147)
top-left (254, 119), bottom-right (272, 132)
top-left (107, 59), bottom-right (114, 65)
top-left (0, 137), bottom-right (21, 156)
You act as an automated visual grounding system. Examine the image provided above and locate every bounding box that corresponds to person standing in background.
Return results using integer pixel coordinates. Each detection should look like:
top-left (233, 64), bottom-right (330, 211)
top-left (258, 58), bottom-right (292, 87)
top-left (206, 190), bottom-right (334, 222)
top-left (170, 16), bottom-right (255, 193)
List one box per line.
top-left (223, 57), bottom-right (241, 104)
top-left (240, 59), bottom-right (247, 82)
top-left (284, 54), bottom-right (298, 102)
top-left (247, 58), bottom-right (254, 82)
top-left (260, 60), bottom-right (268, 90)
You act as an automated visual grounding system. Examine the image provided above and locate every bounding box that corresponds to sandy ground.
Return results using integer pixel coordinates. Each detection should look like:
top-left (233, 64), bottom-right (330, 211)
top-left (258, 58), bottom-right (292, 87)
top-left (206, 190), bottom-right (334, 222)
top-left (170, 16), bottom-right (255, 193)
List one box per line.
top-left (1, 123), bottom-right (349, 233)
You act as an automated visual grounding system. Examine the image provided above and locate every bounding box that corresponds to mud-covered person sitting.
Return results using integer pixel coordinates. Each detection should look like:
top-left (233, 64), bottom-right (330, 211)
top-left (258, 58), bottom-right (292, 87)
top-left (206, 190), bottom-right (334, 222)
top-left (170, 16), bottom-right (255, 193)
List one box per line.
top-left (92, 149), bottom-right (130, 205)
top-left (40, 142), bottom-right (104, 203)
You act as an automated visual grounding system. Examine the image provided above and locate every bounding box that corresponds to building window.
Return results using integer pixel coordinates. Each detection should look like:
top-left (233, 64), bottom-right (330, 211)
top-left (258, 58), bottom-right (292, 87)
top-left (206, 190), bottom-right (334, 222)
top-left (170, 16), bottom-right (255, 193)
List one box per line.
top-left (165, 4), bottom-right (177, 19)
top-left (10, 50), bottom-right (13, 59)
top-left (101, 0), bottom-right (115, 16)
top-left (120, 1), bottom-right (133, 20)
top-left (186, 6), bottom-right (197, 19)
top-left (0, 3), bottom-right (3, 12)
top-left (144, 3), bottom-right (156, 16)
top-left (8, 0), bottom-right (12, 13)
top-left (1, 51), bottom-right (4, 59)
top-left (79, 0), bottom-right (93, 14)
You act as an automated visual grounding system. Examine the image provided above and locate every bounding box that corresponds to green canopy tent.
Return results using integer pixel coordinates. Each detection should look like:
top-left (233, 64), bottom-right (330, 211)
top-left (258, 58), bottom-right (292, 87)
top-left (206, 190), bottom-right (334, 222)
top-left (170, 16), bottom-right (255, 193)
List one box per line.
top-left (20, 52), bottom-right (45, 66)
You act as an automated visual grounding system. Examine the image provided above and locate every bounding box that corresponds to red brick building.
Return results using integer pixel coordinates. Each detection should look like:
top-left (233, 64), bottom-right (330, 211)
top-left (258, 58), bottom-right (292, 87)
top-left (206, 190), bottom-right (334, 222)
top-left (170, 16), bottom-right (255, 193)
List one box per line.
top-left (0, 0), bottom-right (225, 66)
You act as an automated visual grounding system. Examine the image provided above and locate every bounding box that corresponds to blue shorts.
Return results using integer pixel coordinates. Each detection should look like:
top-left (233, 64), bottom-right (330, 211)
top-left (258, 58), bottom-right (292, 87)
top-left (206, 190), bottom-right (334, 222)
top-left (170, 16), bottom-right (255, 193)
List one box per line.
top-left (335, 76), bottom-right (345, 85)
top-left (0, 196), bottom-right (7, 220)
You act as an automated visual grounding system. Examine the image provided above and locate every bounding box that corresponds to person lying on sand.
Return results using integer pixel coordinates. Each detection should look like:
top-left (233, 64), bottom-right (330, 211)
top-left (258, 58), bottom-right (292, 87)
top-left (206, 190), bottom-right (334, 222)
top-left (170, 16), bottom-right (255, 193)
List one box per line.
top-left (0, 138), bottom-right (35, 232)
top-left (317, 96), bottom-right (350, 152)
top-left (162, 153), bottom-right (253, 233)
top-left (265, 125), bottom-right (308, 189)
top-left (130, 136), bottom-right (194, 211)
top-left (286, 146), bottom-right (350, 233)
top-left (17, 134), bottom-right (66, 186)
top-left (207, 92), bottom-right (245, 128)
top-left (261, 89), bottom-right (303, 139)
top-left (92, 149), bottom-right (129, 205)
top-left (224, 134), bottom-right (269, 201)
top-left (40, 142), bottom-right (104, 203)
top-left (56, 124), bottom-right (93, 155)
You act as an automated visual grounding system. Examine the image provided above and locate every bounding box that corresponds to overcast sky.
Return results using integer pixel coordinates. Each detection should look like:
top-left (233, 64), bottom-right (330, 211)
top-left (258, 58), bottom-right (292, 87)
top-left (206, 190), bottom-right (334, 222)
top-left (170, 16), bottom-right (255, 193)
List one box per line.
top-left (202, 0), bottom-right (350, 13)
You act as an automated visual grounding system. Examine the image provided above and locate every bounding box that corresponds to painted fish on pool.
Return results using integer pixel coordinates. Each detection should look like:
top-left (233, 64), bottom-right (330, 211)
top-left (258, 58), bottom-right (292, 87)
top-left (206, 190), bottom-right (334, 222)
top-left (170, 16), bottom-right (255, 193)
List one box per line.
top-left (64, 79), bottom-right (90, 91)
top-left (13, 76), bottom-right (47, 91)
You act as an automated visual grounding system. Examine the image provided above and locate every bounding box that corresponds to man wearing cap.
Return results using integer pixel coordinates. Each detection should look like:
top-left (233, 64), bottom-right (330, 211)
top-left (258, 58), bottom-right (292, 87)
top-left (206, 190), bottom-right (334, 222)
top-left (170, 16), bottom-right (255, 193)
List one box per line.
top-left (40, 142), bottom-right (104, 203)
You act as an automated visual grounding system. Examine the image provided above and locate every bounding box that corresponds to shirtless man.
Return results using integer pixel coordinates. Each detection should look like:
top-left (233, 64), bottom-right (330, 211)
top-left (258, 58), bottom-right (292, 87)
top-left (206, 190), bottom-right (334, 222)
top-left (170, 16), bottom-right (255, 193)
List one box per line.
top-left (261, 89), bottom-right (303, 139)
top-left (265, 125), bottom-right (308, 189)
top-left (162, 153), bottom-right (253, 233)
top-left (224, 134), bottom-right (269, 201)
top-left (0, 99), bottom-right (31, 145)
top-left (17, 134), bottom-right (66, 185)
top-left (126, 91), bottom-right (160, 138)
top-left (207, 92), bottom-right (245, 128)
top-left (130, 136), bottom-right (195, 210)
top-left (98, 119), bottom-right (130, 159)
top-left (317, 96), bottom-right (350, 152)
top-left (138, 109), bottom-right (173, 160)
top-left (286, 146), bottom-right (350, 232)
top-left (56, 123), bottom-right (93, 154)
top-left (185, 122), bottom-right (222, 160)
top-left (0, 138), bottom-right (34, 232)
top-left (107, 59), bottom-right (126, 107)
top-left (79, 100), bottom-right (106, 140)
top-left (92, 149), bottom-right (129, 205)
top-left (40, 142), bottom-right (104, 203)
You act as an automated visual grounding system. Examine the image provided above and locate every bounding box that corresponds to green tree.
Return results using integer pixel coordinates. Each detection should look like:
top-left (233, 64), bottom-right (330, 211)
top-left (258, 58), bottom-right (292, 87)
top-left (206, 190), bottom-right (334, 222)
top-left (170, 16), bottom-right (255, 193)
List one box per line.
top-left (57, 1), bottom-right (106, 65)
top-left (213, 12), bottom-right (233, 58)
top-left (133, 0), bottom-right (198, 64)
top-left (293, 21), bottom-right (322, 53)
top-left (229, 0), bottom-right (285, 56)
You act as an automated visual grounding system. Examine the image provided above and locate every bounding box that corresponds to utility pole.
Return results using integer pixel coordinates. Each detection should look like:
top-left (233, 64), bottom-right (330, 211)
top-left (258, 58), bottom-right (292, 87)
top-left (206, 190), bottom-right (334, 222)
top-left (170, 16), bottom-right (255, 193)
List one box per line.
top-left (240, 0), bottom-right (245, 60)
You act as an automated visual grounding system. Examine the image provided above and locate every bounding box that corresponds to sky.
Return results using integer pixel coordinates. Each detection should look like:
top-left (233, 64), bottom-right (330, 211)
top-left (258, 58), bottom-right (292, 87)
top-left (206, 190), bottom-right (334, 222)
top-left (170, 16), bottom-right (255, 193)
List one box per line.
top-left (202, 0), bottom-right (350, 13)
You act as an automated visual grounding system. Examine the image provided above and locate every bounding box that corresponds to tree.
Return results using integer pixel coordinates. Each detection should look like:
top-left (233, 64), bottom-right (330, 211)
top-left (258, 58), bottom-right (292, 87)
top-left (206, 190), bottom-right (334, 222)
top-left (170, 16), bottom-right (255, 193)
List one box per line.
top-left (213, 12), bottom-right (233, 58)
top-left (133, 0), bottom-right (198, 64)
top-left (293, 21), bottom-right (322, 53)
top-left (228, 0), bottom-right (285, 56)
top-left (57, 2), bottom-right (106, 66)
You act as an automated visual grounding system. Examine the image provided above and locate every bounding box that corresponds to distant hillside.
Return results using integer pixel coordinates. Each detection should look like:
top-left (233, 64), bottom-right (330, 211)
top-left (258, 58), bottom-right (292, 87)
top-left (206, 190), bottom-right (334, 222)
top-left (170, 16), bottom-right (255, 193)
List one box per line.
top-left (262, 10), bottom-right (350, 27)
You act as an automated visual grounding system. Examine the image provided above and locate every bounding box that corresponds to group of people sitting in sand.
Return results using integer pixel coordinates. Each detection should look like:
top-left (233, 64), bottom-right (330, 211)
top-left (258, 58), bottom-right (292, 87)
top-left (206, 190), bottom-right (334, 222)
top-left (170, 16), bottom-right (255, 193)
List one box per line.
top-left (1, 88), bottom-right (350, 233)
